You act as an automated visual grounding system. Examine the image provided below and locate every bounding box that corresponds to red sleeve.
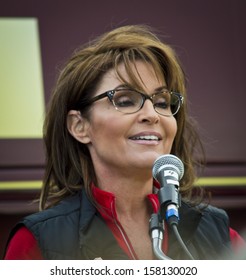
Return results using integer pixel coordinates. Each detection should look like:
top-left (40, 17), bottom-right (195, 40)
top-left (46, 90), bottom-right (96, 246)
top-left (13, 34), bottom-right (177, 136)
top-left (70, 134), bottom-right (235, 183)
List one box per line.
top-left (229, 227), bottom-right (246, 254)
top-left (4, 226), bottom-right (43, 260)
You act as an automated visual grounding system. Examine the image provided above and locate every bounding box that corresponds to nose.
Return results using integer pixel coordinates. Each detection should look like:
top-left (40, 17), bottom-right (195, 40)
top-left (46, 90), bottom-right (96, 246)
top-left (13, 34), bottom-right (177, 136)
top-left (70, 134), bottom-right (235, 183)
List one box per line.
top-left (138, 99), bottom-right (159, 123)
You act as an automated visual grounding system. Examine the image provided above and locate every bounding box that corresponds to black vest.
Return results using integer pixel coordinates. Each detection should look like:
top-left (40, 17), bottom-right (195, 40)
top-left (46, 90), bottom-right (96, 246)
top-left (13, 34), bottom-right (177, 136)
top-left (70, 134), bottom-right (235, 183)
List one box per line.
top-left (7, 190), bottom-right (234, 259)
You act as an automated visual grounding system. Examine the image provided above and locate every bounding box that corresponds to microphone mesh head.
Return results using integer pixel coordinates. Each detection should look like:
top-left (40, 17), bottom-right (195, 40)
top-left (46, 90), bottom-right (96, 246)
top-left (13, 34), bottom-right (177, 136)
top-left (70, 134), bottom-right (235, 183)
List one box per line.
top-left (152, 154), bottom-right (184, 180)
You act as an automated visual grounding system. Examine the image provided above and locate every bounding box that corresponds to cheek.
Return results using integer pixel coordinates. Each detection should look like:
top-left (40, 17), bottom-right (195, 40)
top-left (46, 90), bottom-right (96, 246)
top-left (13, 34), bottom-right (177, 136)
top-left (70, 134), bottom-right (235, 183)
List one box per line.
top-left (172, 119), bottom-right (178, 138)
top-left (88, 113), bottom-right (125, 143)
top-left (163, 117), bottom-right (177, 137)
top-left (161, 118), bottom-right (178, 152)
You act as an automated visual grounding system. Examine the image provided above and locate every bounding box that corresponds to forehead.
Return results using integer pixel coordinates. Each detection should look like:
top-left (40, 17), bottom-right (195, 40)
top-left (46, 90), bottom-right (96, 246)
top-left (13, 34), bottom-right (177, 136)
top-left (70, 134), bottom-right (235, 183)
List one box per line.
top-left (96, 60), bottom-right (166, 94)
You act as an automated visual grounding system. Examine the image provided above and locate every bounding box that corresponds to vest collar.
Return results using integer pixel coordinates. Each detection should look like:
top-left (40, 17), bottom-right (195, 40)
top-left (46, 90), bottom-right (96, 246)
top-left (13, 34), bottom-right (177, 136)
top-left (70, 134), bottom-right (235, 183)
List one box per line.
top-left (91, 182), bottom-right (160, 222)
top-left (79, 183), bottom-right (202, 234)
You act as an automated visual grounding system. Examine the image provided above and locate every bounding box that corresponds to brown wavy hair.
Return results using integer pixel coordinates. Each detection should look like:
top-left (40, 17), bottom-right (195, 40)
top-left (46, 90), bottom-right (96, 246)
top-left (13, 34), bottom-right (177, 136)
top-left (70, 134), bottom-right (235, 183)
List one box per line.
top-left (40, 25), bottom-right (205, 210)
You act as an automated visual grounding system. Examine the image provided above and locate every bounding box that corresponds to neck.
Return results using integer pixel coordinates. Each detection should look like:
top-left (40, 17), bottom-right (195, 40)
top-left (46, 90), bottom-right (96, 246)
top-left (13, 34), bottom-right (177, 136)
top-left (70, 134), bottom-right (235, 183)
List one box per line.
top-left (96, 170), bottom-right (153, 218)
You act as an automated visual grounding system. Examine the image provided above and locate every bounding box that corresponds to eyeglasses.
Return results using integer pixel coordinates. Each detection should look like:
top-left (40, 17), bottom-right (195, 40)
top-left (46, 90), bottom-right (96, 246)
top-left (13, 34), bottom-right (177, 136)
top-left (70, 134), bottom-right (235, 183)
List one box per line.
top-left (84, 88), bottom-right (184, 116)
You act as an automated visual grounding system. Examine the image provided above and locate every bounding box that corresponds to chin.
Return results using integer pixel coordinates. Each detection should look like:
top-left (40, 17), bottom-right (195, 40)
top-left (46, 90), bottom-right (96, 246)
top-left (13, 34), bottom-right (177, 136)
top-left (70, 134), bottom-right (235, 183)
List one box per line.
top-left (135, 152), bottom-right (163, 166)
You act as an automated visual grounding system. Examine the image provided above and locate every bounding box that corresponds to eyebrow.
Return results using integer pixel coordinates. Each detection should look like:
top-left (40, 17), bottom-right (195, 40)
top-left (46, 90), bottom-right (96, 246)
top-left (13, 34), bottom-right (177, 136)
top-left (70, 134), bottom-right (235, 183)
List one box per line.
top-left (113, 84), bottom-right (132, 90)
top-left (154, 86), bottom-right (168, 92)
top-left (114, 84), bottom-right (168, 92)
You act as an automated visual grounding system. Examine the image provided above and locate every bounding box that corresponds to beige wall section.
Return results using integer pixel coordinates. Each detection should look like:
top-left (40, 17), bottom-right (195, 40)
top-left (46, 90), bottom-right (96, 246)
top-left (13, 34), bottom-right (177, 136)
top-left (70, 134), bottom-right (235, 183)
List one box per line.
top-left (0, 18), bottom-right (44, 138)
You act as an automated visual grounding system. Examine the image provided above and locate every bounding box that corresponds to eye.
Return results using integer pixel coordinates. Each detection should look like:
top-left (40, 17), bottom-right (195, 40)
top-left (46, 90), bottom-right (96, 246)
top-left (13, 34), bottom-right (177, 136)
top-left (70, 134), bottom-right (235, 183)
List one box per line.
top-left (113, 90), bottom-right (139, 107)
top-left (153, 94), bottom-right (170, 109)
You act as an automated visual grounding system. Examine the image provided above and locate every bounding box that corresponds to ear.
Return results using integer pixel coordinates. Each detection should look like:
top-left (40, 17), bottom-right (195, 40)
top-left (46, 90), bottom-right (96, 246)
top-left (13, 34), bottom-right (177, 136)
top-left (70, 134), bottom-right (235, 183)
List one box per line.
top-left (67, 110), bottom-right (91, 144)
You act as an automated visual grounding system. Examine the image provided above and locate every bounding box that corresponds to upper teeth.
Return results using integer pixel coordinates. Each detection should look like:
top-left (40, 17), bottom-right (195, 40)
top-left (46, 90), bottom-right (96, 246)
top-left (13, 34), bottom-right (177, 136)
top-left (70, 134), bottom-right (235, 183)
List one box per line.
top-left (132, 135), bottom-right (159, 140)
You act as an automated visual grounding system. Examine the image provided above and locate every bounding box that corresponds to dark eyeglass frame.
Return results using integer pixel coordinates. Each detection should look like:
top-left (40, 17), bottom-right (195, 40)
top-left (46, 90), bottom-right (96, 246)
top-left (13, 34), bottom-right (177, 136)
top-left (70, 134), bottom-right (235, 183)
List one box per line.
top-left (82, 88), bottom-right (184, 116)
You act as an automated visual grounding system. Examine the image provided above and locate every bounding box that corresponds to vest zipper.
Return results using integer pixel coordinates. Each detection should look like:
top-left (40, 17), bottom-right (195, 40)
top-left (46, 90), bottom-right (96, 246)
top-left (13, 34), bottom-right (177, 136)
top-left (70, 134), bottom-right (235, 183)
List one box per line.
top-left (110, 200), bottom-right (137, 260)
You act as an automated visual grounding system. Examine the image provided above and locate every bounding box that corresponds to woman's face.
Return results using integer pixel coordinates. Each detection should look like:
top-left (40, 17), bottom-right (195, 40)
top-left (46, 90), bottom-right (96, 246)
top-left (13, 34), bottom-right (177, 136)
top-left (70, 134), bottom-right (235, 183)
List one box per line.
top-left (76, 61), bottom-right (177, 176)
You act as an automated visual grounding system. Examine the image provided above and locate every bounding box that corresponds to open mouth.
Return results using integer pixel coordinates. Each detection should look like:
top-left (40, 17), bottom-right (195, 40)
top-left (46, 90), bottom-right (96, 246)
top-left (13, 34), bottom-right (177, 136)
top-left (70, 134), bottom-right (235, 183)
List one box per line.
top-left (130, 135), bottom-right (160, 141)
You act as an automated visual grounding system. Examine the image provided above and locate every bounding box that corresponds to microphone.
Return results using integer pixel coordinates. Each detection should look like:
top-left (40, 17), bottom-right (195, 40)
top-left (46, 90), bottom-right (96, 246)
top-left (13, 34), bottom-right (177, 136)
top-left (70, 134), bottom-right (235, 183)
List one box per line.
top-left (152, 154), bottom-right (184, 225)
top-left (152, 155), bottom-right (195, 260)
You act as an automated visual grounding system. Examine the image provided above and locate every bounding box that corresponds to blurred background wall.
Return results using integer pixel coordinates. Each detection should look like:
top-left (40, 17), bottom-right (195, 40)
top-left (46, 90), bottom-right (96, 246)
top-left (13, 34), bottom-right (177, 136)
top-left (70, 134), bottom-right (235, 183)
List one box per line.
top-left (0, 0), bottom-right (245, 258)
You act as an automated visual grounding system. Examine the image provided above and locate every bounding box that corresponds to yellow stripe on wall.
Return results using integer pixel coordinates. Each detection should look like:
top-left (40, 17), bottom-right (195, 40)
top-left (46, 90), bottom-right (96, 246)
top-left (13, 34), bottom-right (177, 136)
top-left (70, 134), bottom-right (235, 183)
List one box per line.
top-left (0, 180), bottom-right (42, 190)
top-left (0, 177), bottom-right (246, 190)
top-left (196, 177), bottom-right (246, 187)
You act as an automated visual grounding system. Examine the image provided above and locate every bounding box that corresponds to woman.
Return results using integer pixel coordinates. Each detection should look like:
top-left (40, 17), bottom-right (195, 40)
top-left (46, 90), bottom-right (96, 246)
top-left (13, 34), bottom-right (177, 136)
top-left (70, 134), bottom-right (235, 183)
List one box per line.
top-left (4, 25), bottom-right (245, 260)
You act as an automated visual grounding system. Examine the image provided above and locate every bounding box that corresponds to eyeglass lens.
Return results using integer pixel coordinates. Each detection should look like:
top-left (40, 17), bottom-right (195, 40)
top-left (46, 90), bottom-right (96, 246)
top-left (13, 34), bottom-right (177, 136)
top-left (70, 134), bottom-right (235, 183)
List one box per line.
top-left (111, 89), bottom-right (181, 116)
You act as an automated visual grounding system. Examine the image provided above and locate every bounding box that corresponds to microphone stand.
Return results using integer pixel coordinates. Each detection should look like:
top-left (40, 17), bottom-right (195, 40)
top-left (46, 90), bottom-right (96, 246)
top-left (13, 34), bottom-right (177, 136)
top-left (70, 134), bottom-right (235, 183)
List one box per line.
top-left (149, 187), bottom-right (195, 260)
top-left (149, 183), bottom-right (179, 260)
top-left (149, 213), bottom-right (171, 260)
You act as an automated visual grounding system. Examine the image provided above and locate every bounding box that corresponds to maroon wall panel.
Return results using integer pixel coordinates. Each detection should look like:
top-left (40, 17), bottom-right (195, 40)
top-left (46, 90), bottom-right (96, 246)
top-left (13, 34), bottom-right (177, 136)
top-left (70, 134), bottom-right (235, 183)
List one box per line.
top-left (0, 0), bottom-right (245, 258)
